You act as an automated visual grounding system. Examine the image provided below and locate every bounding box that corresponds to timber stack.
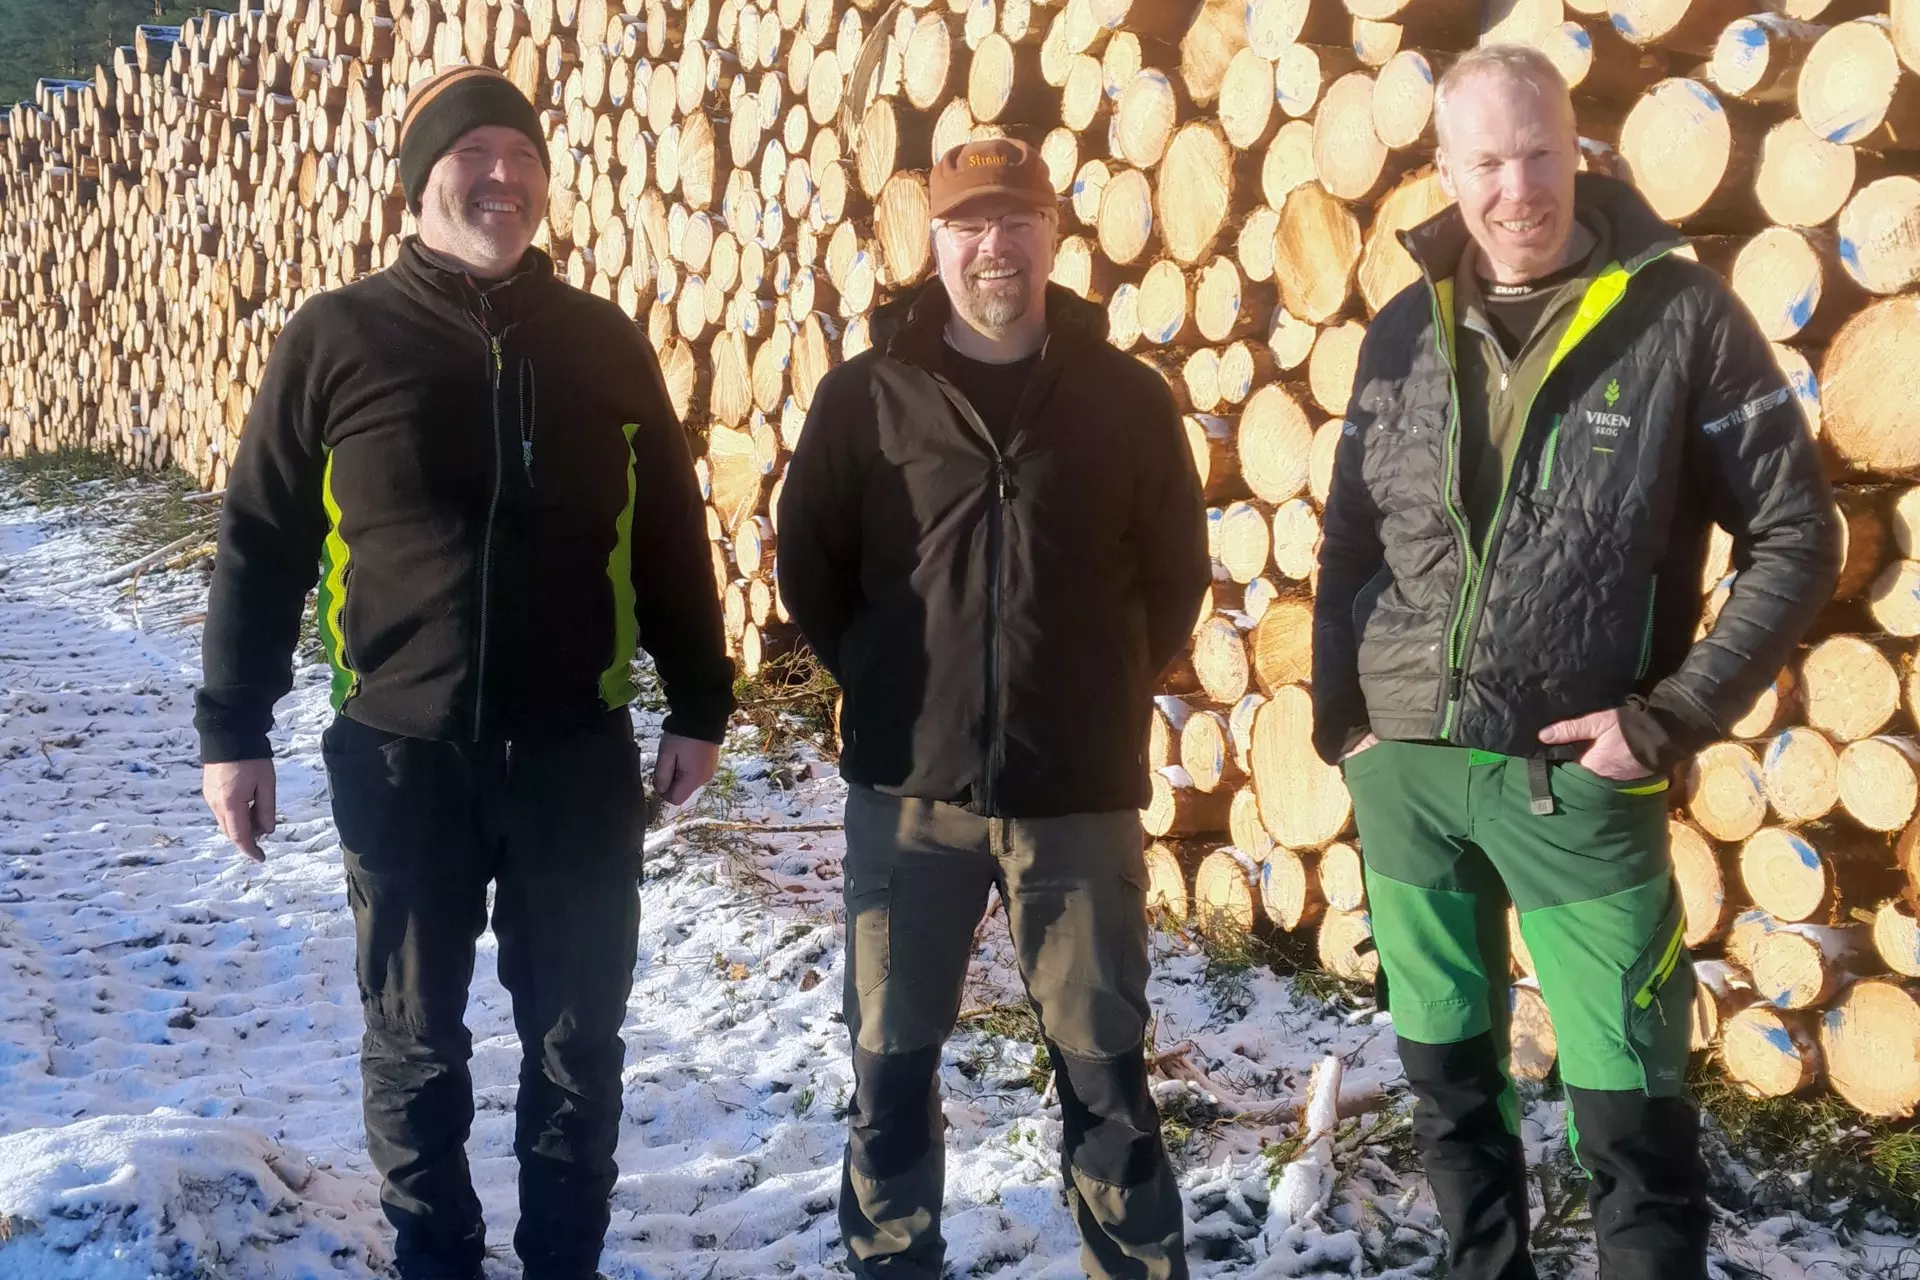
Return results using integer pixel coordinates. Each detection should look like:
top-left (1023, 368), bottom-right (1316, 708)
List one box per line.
top-left (5, 0), bottom-right (1920, 1118)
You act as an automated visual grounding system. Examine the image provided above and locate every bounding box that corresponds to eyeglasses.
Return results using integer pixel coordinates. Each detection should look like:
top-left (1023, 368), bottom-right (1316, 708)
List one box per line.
top-left (935, 211), bottom-right (1052, 243)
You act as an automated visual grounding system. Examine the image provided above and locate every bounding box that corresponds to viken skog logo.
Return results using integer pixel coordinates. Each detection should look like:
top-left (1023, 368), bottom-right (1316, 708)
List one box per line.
top-left (1587, 379), bottom-right (1630, 434)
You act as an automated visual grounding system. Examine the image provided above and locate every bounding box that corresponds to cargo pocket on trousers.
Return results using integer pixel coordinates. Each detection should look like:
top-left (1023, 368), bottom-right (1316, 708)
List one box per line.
top-left (1622, 894), bottom-right (1693, 1097)
top-left (846, 870), bottom-right (893, 999)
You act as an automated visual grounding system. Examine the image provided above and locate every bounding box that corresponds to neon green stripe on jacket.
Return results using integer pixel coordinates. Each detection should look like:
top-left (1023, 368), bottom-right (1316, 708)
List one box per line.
top-left (599, 422), bottom-right (642, 708)
top-left (314, 449), bottom-right (359, 711)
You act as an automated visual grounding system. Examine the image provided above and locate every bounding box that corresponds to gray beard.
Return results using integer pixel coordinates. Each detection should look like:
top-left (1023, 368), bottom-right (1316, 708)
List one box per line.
top-left (958, 277), bottom-right (1030, 332)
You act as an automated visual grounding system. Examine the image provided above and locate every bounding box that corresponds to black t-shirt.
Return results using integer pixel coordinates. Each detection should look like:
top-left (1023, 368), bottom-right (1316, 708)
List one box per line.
top-left (1479, 255), bottom-right (1588, 360)
top-left (943, 343), bottom-right (1041, 449)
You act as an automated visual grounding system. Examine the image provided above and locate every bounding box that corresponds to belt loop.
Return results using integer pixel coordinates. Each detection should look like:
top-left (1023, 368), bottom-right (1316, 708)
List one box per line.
top-left (1527, 756), bottom-right (1555, 816)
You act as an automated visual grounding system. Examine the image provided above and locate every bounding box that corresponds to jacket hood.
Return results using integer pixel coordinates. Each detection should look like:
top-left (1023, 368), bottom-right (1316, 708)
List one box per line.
top-left (1399, 172), bottom-right (1685, 283)
top-left (873, 279), bottom-right (1110, 366)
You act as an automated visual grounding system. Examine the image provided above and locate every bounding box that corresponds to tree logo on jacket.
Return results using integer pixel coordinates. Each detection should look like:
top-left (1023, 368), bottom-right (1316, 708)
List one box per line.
top-left (1604, 379), bottom-right (1622, 408)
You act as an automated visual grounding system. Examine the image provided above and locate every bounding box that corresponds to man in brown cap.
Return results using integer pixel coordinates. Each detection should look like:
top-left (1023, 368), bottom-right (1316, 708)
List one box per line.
top-left (779, 138), bottom-right (1207, 1278)
top-left (197, 65), bottom-right (732, 1280)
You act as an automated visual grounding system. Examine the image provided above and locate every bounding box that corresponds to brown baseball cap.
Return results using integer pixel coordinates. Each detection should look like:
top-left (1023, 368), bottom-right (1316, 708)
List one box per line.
top-left (929, 139), bottom-right (1055, 218)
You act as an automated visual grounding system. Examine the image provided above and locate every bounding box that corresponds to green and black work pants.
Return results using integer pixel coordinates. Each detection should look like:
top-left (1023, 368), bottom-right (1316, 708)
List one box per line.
top-left (837, 784), bottom-right (1188, 1279)
top-left (1342, 742), bottom-right (1707, 1280)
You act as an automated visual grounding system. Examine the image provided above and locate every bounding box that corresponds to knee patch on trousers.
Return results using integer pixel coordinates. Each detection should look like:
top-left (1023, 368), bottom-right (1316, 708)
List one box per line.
top-left (846, 1043), bottom-right (943, 1181)
top-left (1052, 1045), bottom-right (1165, 1187)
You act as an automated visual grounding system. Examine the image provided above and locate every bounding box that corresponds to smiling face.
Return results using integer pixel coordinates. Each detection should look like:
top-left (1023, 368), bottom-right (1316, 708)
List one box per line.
top-left (1435, 66), bottom-right (1581, 284)
top-left (416, 125), bottom-right (549, 278)
top-left (932, 198), bottom-right (1057, 337)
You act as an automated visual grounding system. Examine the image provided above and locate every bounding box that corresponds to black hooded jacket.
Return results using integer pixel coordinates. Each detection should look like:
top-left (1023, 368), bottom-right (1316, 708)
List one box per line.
top-left (195, 239), bottom-right (734, 762)
top-left (1312, 175), bottom-right (1841, 770)
top-left (776, 282), bottom-right (1210, 817)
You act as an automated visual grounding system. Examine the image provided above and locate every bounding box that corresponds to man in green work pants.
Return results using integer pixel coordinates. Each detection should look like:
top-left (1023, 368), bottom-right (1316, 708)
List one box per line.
top-left (1311, 45), bottom-right (1841, 1280)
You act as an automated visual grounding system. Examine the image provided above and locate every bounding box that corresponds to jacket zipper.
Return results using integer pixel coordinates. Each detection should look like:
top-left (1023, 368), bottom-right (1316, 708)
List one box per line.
top-left (929, 337), bottom-right (1051, 815)
top-left (1424, 281), bottom-right (1475, 738)
top-left (1634, 572), bottom-right (1659, 680)
top-left (473, 288), bottom-right (504, 743)
top-left (1634, 917), bottom-right (1686, 1012)
top-left (1436, 248), bottom-right (1676, 742)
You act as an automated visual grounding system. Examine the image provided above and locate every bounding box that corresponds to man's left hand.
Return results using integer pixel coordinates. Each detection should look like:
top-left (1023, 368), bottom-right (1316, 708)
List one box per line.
top-left (654, 733), bottom-right (721, 806)
top-left (1538, 708), bottom-right (1653, 781)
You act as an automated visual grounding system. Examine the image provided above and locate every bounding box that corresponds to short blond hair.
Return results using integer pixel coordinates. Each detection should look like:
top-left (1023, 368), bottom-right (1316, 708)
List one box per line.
top-left (1434, 43), bottom-right (1574, 148)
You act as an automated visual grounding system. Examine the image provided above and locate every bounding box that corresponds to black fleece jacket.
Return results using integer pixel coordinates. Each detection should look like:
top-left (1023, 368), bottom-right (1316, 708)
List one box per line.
top-left (195, 239), bottom-right (734, 763)
top-left (776, 282), bottom-right (1210, 818)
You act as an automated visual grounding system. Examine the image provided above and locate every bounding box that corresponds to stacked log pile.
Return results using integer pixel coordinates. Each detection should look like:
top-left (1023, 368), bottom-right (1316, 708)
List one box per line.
top-left (4, 0), bottom-right (1920, 1118)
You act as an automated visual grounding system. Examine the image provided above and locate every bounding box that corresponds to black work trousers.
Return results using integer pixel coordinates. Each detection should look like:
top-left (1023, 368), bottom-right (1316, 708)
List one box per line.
top-left (322, 710), bottom-right (648, 1280)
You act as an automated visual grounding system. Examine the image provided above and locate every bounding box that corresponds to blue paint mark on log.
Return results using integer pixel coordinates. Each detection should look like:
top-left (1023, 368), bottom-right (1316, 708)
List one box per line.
top-left (1764, 1026), bottom-right (1794, 1054)
top-left (1789, 833), bottom-right (1818, 869)
top-left (1612, 12), bottom-right (1636, 37)
top-left (1572, 28), bottom-right (1591, 51)
top-left (1417, 57), bottom-right (1433, 84)
top-left (1826, 118), bottom-right (1867, 144)
top-left (1788, 289), bottom-right (1813, 328)
top-left (1839, 237), bottom-right (1860, 271)
top-left (1737, 21), bottom-right (1766, 52)
top-left (1685, 80), bottom-right (1723, 112)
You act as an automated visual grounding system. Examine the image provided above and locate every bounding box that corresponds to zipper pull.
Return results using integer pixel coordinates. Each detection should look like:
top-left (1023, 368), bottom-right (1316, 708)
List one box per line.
top-left (491, 335), bottom-right (502, 374)
top-left (1447, 668), bottom-right (1464, 701)
top-left (522, 439), bottom-right (534, 480)
top-left (996, 460), bottom-right (1010, 502)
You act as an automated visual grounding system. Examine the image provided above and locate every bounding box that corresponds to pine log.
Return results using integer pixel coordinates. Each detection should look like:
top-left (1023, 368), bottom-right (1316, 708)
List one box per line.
top-left (1838, 736), bottom-right (1920, 833)
top-left (1616, 78), bottom-right (1759, 230)
top-left (1312, 71), bottom-right (1392, 202)
top-left (1835, 176), bottom-right (1920, 296)
top-left (1687, 741), bottom-right (1770, 843)
top-left (1691, 958), bottom-right (1753, 1052)
top-left (1195, 846), bottom-right (1267, 937)
top-left (1259, 845), bottom-right (1325, 931)
top-left (1251, 684), bottom-right (1352, 850)
top-left (1746, 920), bottom-right (1874, 1009)
top-left (1182, 708), bottom-right (1247, 794)
top-left (1237, 381), bottom-right (1315, 504)
top-left (1872, 897), bottom-right (1920, 978)
top-left (1146, 839), bottom-right (1195, 920)
top-left (1316, 907), bottom-right (1379, 983)
top-left (1721, 1005), bottom-right (1822, 1097)
top-left (1729, 226), bottom-right (1864, 345)
top-left (1307, 320), bottom-right (1365, 417)
top-left (1740, 825), bottom-right (1905, 924)
top-left (1097, 166), bottom-right (1156, 265)
top-left (1819, 978), bottom-right (1920, 1118)
top-left (1230, 782), bottom-right (1276, 863)
top-left (1370, 49), bottom-right (1440, 151)
top-left (1672, 818), bottom-right (1736, 945)
top-left (1608, 0), bottom-right (1752, 57)
top-left (1537, 20), bottom-right (1668, 104)
top-left (1710, 14), bottom-right (1825, 105)
top-left (1319, 840), bottom-right (1366, 912)
top-left (1870, 559), bottom-right (1920, 634)
top-left (1761, 727), bottom-right (1841, 825)
top-left (1357, 167), bottom-right (1449, 316)
top-left (1274, 42), bottom-right (1361, 119)
top-left (1193, 613), bottom-right (1253, 704)
top-left (1144, 766), bottom-right (1236, 838)
top-left (1801, 635), bottom-right (1901, 742)
top-left (1158, 121), bottom-right (1243, 265)
top-left (1250, 594), bottom-right (1313, 694)
top-left (1273, 180), bottom-right (1361, 324)
top-left (1756, 116), bottom-right (1862, 229)
top-left (1798, 17), bottom-right (1920, 151)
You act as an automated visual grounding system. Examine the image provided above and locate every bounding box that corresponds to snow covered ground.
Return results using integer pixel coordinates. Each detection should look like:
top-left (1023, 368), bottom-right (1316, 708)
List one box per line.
top-left (0, 470), bottom-right (1910, 1279)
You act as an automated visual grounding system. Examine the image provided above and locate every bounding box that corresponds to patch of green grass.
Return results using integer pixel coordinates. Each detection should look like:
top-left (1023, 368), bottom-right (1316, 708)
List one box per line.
top-left (956, 1002), bottom-right (1053, 1093)
top-left (1690, 1059), bottom-right (1920, 1228)
top-left (730, 646), bottom-right (840, 766)
top-left (1, 451), bottom-right (209, 561)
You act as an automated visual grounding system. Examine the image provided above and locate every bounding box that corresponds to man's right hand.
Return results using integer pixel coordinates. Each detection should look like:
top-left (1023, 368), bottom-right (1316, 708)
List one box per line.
top-left (203, 759), bottom-right (277, 862)
top-left (1341, 733), bottom-right (1380, 763)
